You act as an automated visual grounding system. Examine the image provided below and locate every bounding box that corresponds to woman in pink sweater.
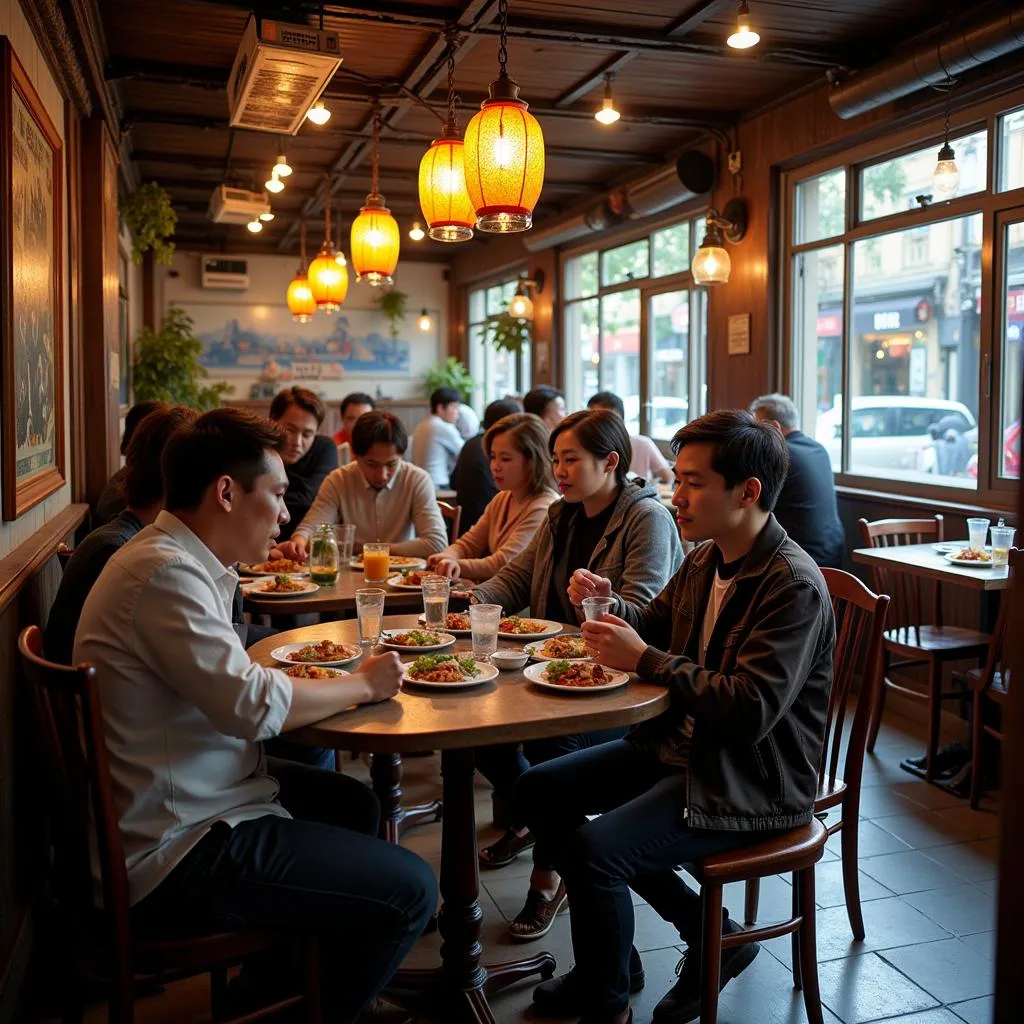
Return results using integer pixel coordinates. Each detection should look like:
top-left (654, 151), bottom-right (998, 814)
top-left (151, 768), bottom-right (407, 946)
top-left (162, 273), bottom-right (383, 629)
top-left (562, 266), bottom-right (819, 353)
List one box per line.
top-left (427, 413), bottom-right (559, 583)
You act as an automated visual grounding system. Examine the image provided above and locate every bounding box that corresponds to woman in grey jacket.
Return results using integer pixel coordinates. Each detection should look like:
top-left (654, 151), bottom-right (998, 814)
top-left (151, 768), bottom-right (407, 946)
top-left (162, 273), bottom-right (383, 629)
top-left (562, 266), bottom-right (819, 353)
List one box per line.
top-left (473, 409), bottom-right (683, 941)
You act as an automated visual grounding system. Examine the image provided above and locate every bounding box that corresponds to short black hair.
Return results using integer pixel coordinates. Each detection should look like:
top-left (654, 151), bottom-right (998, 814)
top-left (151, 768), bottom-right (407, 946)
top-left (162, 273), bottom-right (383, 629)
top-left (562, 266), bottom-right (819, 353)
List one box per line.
top-left (123, 405), bottom-right (199, 508)
top-left (550, 408), bottom-right (632, 487)
top-left (121, 400), bottom-right (168, 455)
top-left (350, 410), bottom-right (408, 457)
top-left (524, 385), bottom-right (564, 419)
top-left (430, 387), bottom-right (461, 413)
top-left (341, 392), bottom-right (376, 416)
top-left (587, 391), bottom-right (625, 420)
top-left (671, 409), bottom-right (790, 512)
top-left (268, 386), bottom-right (325, 427)
top-left (483, 397), bottom-right (523, 430)
top-left (163, 408), bottom-right (287, 513)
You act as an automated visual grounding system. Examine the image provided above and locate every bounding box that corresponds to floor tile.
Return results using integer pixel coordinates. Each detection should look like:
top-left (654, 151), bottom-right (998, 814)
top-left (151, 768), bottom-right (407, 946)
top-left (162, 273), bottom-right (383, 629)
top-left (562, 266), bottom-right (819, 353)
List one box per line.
top-left (864, 1011), bottom-right (974, 1024)
top-left (902, 884), bottom-right (997, 936)
top-left (871, 810), bottom-right (978, 849)
top-left (723, 872), bottom-right (794, 925)
top-left (920, 839), bottom-right (999, 882)
top-left (973, 877), bottom-right (998, 896)
top-left (828, 819), bottom-right (913, 859)
top-left (933, 805), bottom-right (1001, 840)
top-left (959, 929), bottom-right (995, 961)
top-left (632, 902), bottom-right (687, 952)
top-left (881, 937), bottom-right (995, 1004)
top-left (949, 995), bottom-right (995, 1024)
top-left (810, 858), bottom-right (894, 909)
top-left (858, 785), bottom-right (929, 819)
top-left (818, 952), bottom-right (939, 1023)
top-left (859, 850), bottom-right (967, 894)
top-left (887, 780), bottom-right (966, 811)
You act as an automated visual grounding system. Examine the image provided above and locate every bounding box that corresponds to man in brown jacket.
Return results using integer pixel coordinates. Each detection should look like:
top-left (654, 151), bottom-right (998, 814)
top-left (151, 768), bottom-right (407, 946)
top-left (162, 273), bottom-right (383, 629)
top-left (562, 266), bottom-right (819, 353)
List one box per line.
top-left (517, 409), bottom-right (835, 1024)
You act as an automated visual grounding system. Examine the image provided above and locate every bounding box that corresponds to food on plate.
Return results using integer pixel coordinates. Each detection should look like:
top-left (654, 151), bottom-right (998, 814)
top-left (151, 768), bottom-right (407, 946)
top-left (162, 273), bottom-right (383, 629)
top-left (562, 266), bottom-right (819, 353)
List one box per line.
top-left (543, 660), bottom-right (613, 688)
top-left (445, 612), bottom-right (471, 630)
top-left (397, 570), bottom-right (434, 587)
top-left (405, 654), bottom-right (481, 683)
top-left (260, 574), bottom-right (307, 593)
top-left (284, 665), bottom-right (342, 679)
top-left (953, 547), bottom-right (992, 562)
top-left (536, 635), bottom-right (594, 659)
top-left (248, 558), bottom-right (306, 574)
top-left (385, 630), bottom-right (446, 647)
top-left (287, 640), bottom-right (360, 663)
top-left (499, 616), bottom-right (549, 635)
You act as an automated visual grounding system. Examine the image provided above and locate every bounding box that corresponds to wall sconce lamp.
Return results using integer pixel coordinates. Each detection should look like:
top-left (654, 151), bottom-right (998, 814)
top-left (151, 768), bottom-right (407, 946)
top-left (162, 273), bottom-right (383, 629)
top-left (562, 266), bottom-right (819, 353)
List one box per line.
top-left (418, 308), bottom-right (433, 332)
top-left (508, 268), bottom-right (545, 320)
top-left (691, 199), bottom-right (748, 286)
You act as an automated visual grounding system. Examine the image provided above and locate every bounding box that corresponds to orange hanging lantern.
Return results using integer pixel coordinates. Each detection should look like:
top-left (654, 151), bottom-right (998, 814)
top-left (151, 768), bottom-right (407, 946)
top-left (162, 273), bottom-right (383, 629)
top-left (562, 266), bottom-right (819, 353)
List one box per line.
top-left (351, 105), bottom-right (401, 286)
top-left (308, 184), bottom-right (349, 312)
top-left (286, 222), bottom-right (317, 323)
top-left (463, 0), bottom-right (544, 233)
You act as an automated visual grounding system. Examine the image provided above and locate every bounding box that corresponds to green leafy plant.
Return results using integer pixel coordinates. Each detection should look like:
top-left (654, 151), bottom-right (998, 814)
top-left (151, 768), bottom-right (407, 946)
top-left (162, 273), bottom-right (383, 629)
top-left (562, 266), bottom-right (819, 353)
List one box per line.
top-left (374, 288), bottom-right (409, 339)
top-left (483, 312), bottom-right (531, 353)
top-left (424, 357), bottom-right (475, 403)
top-left (120, 182), bottom-right (178, 266)
top-left (132, 307), bottom-right (233, 410)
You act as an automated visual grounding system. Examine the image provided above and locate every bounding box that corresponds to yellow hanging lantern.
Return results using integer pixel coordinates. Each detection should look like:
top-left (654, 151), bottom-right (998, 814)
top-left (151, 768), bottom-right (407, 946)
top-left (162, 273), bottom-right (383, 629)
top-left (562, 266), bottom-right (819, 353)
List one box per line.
top-left (351, 105), bottom-right (400, 286)
top-left (286, 222), bottom-right (317, 323)
top-left (307, 191), bottom-right (349, 312)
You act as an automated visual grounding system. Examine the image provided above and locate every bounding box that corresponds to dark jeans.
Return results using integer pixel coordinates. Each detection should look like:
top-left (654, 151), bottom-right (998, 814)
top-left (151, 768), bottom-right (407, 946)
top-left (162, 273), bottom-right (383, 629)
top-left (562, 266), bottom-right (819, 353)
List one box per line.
top-left (475, 728), bottom-right (626, 870)
top-left (516, 740), bottom-right (763, 1016)
top-left (132, 757), bottom-right (436, 1022)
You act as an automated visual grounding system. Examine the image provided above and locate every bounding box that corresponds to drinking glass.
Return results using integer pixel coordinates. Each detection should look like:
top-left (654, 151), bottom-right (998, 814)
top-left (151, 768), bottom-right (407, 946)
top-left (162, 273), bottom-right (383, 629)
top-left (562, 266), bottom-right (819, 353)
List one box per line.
top-left (355, 588), bottom-right (386, 646)
top-left (582, 596), bottom-right (616, 621)
top-left (469, 603), bottom-right (501, 660)
top-left (308, 523), bottom-right (339, 584)
top-left (990, 526), bottom-right (1015, 568)
top-left (422, 576), bottom-right (450, 629)
top-left (362, 542), bottom-right (391, 584)
top-left (966, 517), bottom-right (990, 552)
top-left (334, 524), bottom-right (356, 566)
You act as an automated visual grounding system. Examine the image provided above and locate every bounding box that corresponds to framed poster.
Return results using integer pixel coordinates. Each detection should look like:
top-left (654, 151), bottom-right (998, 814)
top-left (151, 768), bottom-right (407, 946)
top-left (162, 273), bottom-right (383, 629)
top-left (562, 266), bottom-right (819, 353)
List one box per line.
top-left (0, 39), bottom-right (65, 519)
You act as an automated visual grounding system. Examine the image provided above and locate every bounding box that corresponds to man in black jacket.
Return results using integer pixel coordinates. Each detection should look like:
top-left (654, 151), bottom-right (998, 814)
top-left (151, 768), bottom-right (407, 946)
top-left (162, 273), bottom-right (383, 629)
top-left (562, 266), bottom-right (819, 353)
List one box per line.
top-left (519, 410), bottom-right (835, 1024)
top-left (750, 393), bottom-right (846, 568)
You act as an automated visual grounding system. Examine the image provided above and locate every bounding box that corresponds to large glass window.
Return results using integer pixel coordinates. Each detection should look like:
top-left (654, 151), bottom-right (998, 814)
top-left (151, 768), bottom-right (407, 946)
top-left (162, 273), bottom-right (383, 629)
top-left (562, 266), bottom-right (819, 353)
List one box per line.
top-left (999, 219), bottom-right (1024, 479)
top-left (999, 105), bottom-right (1024, 193)
top-left (467, 276), bottom-right (531, 408)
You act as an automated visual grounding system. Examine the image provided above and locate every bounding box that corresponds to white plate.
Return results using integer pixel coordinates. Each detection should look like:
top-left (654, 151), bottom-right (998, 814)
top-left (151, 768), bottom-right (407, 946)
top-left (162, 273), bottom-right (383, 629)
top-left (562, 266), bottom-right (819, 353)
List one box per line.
top-left (417, 613), bottom-right (473, 635)
top-left (387, 573), bottom-right (434, 590)
top-left (401, 660), bottom-right (499, 689)
top-left (943, 552), bottom-right (996, 568)
top-left (242, 580), bottom-right (320, 598)
top-left (523, 660), bottom-right (629, 693)
top-left (379, 630), bottom-right (456, 652)
top-left (270, 642), bottom-right (362, 667)
top-left (350, 556), bottom-right (427, 571)
top-left (931, 542), bottom-right (991, 555)
top-left (524, 636), bottom-right (595, 662)
top-left (497, 619), bottom-right (564, 641)
top-left (282, 667), bottom-right (349, 679)
top-left (238, 563), bottom-right (310, 577)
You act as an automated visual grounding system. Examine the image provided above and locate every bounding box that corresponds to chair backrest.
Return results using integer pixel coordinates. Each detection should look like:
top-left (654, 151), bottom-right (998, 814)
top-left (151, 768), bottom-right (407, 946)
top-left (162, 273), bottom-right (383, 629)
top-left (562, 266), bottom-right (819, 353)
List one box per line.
top-left (438, 501), bottom-right (462, 543)
top-left (337, 441), bottom-right (351, 466)
top-left (976, 547), bottom-right (1019, 695)
top-left (18, 626), bottom-right (132, 967)
top-left (857, 515), bottom-right (943, 631)
top-left (819, 569), bottom-right (890, 797)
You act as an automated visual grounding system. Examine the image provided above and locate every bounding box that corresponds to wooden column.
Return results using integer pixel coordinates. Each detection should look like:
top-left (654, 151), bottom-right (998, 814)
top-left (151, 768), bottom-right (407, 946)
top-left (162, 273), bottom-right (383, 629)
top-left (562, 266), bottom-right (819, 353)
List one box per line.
top-left (528, 248), bottom-right (556, 385)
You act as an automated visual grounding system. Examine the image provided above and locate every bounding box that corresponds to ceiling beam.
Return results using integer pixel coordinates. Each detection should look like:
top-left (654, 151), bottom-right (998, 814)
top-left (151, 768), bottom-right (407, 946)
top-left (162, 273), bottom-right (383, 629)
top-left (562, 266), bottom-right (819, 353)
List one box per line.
top-left (664, 0), bottom-right (731, 36)
top-left (554, 52), bottom-right (639, 109)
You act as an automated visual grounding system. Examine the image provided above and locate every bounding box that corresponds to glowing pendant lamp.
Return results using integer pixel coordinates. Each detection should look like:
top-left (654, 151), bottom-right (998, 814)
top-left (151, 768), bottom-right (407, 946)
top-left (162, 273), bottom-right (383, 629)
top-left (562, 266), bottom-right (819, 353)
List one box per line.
top-left (932, 79), bottom-right (961, 198)
top-left (418, 43), bottom-right (475, 243)
top-left (463, 0), bottom-right (545, 233)
top-left (351, 105), bottom-right (401, 287)
top-left (307, 182), bottom-right (349, 313)
top-left (286, 221), bottom-right (317, 323)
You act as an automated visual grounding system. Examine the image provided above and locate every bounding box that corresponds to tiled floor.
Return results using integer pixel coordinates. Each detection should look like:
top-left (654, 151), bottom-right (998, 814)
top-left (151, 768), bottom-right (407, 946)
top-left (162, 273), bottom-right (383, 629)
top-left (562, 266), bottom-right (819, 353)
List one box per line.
top-left (60, 709), bottom-right (1000, 1024)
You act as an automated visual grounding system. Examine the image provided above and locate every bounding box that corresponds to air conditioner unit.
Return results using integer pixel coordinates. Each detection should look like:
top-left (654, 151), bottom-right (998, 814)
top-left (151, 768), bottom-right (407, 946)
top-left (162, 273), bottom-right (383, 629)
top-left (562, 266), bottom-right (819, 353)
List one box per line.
top-left (208, 185), bottom-right (271, 225)
top-left (201, 256), bottom-right (250, 290)
top-left (227, 16), bottom-right (343, 135)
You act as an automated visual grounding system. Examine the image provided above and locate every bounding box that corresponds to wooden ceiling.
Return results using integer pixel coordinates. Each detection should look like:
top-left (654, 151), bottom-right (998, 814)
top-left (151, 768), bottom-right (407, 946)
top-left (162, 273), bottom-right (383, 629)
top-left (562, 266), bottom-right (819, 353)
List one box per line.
top-left (99, 0), bottom-right (944, 255)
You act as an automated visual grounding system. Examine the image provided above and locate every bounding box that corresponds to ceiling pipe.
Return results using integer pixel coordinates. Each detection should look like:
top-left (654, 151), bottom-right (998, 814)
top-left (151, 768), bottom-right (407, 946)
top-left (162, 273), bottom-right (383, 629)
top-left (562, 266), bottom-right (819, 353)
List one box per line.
top-left (523, 150), bottom-right (716, 252)
top-left (829, 3), bottom-right (1024, 120)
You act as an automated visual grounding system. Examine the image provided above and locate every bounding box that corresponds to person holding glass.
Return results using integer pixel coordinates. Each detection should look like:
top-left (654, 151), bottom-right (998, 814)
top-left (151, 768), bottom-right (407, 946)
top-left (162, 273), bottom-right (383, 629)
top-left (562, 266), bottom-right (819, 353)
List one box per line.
top-left (426, 413), bottom-right (559, 584)
top-left (469, 408), bottom-right (683, 941)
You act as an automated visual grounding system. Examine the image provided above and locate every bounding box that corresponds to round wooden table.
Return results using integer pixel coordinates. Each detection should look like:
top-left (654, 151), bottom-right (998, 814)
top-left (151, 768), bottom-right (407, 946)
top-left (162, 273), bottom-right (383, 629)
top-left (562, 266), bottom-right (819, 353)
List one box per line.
top-left (249, 614), bottom-right (670, 1024)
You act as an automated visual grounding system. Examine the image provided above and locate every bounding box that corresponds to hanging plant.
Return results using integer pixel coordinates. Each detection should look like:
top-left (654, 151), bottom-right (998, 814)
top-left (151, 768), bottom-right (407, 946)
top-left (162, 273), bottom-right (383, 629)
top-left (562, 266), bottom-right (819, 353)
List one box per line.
top-left (120, 182), bottom-right (178, 265)
top-left (483, 312), bottom-right (531, 353)
top-left (424, 357), bottom-right (475, 403)
top-left (374, 287), bottom-right (409, 339)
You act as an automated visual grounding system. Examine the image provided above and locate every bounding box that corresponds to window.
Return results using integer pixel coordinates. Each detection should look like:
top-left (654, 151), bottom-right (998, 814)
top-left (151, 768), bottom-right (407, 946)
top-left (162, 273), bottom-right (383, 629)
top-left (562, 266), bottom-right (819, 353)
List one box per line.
top-left (467, 276), bottom-right (531, 408)
top-left (794, 169), bottom-right (845, 244)
top-left (999, 220), bottom-right (1024, 479)
top-left (117, 251), bottom-right (131, 407)
top-left (601, 240), bottom-right (648, 286)
top-left (998, 105), bottom-right (1024, 192)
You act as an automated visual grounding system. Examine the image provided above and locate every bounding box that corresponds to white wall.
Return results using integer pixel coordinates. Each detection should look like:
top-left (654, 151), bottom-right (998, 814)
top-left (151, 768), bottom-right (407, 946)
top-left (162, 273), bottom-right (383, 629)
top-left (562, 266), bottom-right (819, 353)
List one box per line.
top-left (0, 0), bottom-right (71, 557)
top-left (156, 251), bottom-right (449, 402)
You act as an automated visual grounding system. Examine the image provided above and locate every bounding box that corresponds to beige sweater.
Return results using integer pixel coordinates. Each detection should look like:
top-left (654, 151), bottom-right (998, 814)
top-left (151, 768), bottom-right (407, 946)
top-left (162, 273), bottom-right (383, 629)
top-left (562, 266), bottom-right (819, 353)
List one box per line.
top-left (440, 488), bottom-right (559, 582)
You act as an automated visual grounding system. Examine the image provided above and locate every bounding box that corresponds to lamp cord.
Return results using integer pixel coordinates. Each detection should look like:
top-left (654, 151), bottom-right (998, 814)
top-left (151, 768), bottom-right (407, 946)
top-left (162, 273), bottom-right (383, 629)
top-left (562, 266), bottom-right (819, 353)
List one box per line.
top-left (322, 175), bottom-right (331, 242)
top-left (371, 103), bottom-right (381, 196)
top-left (299, 220), bottom-right (306, 268)
top-left (498, 0), bottom-right (509, 78)
top-left (446, 32), bottom-right (459, 130)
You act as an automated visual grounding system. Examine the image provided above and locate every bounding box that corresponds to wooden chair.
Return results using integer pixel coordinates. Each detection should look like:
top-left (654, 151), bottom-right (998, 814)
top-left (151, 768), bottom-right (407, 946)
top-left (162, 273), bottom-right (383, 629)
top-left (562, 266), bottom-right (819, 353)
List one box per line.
top-left (744, 568), bottom-right (890, 940)
top-left (18, 625), bottom-right (321, 1024)
top-left (857, 515), bottom-right (990, 778)
top-left (438, 500), bottom-right (462, 544)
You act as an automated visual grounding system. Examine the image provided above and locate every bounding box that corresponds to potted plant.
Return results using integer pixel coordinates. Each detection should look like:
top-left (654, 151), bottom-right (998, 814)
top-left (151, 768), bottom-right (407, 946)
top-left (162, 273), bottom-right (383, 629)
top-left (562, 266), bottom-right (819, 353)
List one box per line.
top-left (132, 307), bottom-right (233, 410)
top-left (374, 288), bottom-right (409, 340)
top-left (424, 357), bottom-right (475, 403)
top-left (483, 312), bottom-right (531, 353)
top-left (120, 181), bottom-right (178, 266)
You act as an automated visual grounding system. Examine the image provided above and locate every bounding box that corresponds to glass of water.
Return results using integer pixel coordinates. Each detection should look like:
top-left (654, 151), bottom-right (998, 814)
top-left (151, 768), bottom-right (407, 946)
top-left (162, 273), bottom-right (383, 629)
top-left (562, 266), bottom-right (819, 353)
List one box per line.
top-left (422, 576), bottom-right (450, 629)
top-left (355, 588), bottom-right (386, 647)
top-left (469, 603), bottom-right (501, 660)
top-left (582, 596), bottom-right (616, 621)
top-left (334, 524), bottom-right (356, 566)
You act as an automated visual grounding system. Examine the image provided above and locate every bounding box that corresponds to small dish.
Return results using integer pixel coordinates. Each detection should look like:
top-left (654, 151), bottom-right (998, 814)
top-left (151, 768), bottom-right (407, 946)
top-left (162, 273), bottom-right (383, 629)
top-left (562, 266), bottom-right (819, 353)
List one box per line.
top-left (489, 650), bottom-right (529, 671)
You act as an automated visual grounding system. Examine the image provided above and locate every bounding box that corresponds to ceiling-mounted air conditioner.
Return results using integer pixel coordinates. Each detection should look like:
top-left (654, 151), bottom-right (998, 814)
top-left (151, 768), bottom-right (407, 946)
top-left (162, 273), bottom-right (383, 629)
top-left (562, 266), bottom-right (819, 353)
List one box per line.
top-left (201, 256), bottom-right (250, 290)
top-left (227, 15), bottom-right (343, 135)
top-left (208, 185), bottom-right (271, 225)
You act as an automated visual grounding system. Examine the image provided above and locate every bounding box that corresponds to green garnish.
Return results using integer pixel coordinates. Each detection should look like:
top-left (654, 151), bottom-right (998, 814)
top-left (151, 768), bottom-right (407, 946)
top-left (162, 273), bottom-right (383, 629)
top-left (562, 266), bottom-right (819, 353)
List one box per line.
top-left (408, 654), bottom-right (479, 677)
top-left (401, 630), bottom-right (443, 645)
top-left (545, 659), bottom-right (571, 681)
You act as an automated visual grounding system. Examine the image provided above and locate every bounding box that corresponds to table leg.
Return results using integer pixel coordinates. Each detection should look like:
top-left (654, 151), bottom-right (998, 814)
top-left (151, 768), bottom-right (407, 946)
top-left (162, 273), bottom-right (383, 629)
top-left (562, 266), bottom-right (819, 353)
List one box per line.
top-left (370, 752), bottom-right (443, 843)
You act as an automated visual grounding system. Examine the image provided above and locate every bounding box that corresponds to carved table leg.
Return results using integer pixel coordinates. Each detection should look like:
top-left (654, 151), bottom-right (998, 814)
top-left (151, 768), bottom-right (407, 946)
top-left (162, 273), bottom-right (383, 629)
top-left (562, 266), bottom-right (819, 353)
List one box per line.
top-left (369, 752), bottom-right (443, 843)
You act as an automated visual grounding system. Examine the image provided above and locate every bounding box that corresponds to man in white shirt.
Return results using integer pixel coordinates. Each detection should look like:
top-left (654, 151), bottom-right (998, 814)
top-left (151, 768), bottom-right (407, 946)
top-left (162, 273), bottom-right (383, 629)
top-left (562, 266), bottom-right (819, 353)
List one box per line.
top-left (273, 410), bottom-right (447, 561)
top-left (410, 387), bottom-right (465, 489)
top-left (75, 408), bottom-right (435, 1020)
top-left (588, 391), bottom-right (672, 483)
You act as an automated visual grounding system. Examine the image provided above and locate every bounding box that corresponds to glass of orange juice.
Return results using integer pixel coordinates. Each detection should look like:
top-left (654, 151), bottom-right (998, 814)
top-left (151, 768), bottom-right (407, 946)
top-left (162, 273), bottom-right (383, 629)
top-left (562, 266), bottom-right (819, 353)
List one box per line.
top-left (363, 542), bottom-right (391, 583)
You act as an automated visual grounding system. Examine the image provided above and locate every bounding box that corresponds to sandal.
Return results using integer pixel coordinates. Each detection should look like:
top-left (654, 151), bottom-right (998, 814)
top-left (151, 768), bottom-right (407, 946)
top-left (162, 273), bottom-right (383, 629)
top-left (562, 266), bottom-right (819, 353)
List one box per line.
top-left (508, 882), bottom-right (568, 942)
top-left (479, 828), bottom-right (535, 869)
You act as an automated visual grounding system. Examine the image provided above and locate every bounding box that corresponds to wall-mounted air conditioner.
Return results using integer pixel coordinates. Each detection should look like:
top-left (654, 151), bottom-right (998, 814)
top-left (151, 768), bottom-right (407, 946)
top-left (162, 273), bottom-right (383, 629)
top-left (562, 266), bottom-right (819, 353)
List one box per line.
top-left (201, 256), bottom-right (250, 290)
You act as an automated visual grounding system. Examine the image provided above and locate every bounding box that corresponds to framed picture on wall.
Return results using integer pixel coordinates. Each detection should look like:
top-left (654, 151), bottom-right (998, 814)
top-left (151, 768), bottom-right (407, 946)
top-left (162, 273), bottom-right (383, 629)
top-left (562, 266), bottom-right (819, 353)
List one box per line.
top-left (0, 38), bottom-right (65, 520)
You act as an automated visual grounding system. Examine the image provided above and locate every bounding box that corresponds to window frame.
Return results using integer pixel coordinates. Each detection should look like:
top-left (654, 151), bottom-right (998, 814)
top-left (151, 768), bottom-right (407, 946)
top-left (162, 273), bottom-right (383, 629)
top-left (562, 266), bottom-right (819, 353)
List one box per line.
top-left (466, 269), bottom-right (531, 409)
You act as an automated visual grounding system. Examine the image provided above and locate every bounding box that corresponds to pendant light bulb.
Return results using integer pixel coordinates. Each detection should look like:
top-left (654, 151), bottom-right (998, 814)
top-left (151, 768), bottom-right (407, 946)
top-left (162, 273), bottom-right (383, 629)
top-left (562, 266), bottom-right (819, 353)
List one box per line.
top-left (259, 211), bottom-right (275, 222)
top-left (265, 171), bottom-right (285, 194)
top-left (307, 100), bottom-right (331, 126)
top-left (932, 141), bottom-right (960, 197)
top-left (595, 73), bottom-right (620, 125)
top-left (408, 221), bottom-right (426, 241)
top-left (508, 290), bottom-right (533, 320)
top-left (287, 221), bottom-right (318, 323)
top-left (418, 309), bottom-right (433, 332)
top-left (727, 2), bottom-right (760, 49)
top-left (274, 153), bottom-right (293, 178)
top-left (246, 217), bottom-right (263, 233)
top-left (691, 217), bottom-right (731, 285)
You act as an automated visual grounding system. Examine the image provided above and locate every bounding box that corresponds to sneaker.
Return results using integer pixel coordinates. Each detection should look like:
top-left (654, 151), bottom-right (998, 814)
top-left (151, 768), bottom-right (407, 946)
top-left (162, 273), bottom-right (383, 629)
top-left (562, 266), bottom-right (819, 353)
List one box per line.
top-left (532, 947), bottom-right (645, 1015)
top-left (507, 882), bottom-right (568, 941)
top-left (651, 941), bottom-right (760, 1023)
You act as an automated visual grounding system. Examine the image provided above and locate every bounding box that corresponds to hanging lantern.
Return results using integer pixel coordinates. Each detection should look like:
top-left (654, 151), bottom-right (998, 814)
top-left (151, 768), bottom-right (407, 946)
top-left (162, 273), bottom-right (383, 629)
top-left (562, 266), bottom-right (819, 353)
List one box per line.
top-left (463, 0), bottom-right (544, 233)
top-left (351, 105), bottom-right (400, 286)
top-left (286, 222), bottom-right (317, 323)
top-left (308, 183), bottom-right (349, 312)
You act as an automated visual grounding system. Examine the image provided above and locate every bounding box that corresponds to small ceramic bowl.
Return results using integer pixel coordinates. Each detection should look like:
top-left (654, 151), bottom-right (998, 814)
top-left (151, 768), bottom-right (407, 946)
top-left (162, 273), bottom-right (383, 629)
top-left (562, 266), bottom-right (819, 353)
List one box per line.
top-left (489, 650), bottom-right (529, 671)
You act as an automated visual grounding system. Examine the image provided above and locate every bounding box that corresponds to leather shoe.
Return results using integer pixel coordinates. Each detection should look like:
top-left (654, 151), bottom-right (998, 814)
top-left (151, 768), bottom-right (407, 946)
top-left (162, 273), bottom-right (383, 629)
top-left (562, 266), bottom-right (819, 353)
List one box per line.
top-left (532, 946), bottom-right (645, 1015)
top-left (652, 941), bottom-right (759, 1023)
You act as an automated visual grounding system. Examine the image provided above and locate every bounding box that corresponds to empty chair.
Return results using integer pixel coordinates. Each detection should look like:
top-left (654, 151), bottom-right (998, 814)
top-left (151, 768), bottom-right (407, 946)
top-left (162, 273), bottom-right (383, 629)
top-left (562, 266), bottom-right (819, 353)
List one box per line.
top-left (437, 500), bottom-right (462, 545)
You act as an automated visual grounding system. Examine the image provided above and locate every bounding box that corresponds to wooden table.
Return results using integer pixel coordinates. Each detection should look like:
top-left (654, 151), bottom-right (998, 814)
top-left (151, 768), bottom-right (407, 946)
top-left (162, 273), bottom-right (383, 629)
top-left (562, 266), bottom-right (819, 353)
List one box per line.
top-left (249, 614), bottom-right (669, 1024)
top-left (851, 542), bottom-right (1012, 591)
